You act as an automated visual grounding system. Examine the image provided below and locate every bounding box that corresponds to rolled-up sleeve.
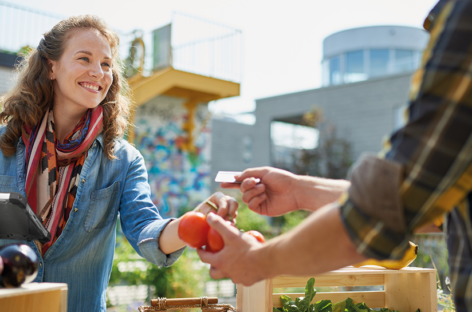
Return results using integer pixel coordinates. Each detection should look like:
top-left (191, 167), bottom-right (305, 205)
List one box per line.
top-left (340, 0), bottom-right (472, 260)
top-left (137, 219), bottom-right (185, 267)
top-left (119, 152), bottom-right (185, 267)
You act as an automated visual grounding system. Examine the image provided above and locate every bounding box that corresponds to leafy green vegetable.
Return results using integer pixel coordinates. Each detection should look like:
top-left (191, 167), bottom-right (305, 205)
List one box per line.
top-left (314, 300), bottom-right (332, 312)
top-left (277, 278), bottom-right (420, 312)
top-left (298, 277), bottom-right (317, 312)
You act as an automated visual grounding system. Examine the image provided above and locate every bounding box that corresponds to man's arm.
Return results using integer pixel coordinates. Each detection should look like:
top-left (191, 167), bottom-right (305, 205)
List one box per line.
top-left (221, 167), bottom-right (350, 216)
top-left (198, 205), bottom-right (365, 285)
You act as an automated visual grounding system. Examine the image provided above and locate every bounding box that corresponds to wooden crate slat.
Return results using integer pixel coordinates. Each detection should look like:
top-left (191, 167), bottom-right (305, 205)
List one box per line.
top-left (236, 279), bottom-right (273, 312)
top-left (272, 291), bottom-right (385, 308)
top-left (322, 267), bottom-right (436, 274)
top-left (385, 271), bottom-right (437, 312)
top-left (237, 267), bottom-right (437, 312)
top-left (273, 274), bottom-right (384, 288)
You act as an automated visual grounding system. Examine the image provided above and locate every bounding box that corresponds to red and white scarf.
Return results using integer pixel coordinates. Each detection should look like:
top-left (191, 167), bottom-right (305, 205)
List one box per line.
top-left (22, 106), bottom-right (103, 254)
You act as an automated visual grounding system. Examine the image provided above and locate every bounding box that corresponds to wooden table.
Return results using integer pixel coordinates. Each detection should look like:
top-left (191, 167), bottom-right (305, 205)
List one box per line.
top-left (0, 282), bottom-right (68, 312)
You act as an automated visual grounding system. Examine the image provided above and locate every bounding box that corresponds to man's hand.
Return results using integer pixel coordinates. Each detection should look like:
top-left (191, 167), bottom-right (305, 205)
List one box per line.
top-left (197, 213), bottom-right (268, 286)
top-left (220, 167), bottom-right (350, 216)
top-left (220, 167), bottom-right (301, 216)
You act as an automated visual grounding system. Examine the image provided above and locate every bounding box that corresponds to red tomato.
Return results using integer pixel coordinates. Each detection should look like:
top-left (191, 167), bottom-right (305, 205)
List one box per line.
top-left (207, 227), bottom-right (224, 252)
top-left (178, 212), bottom-right (209, 248)
top-left (246, 230), bottom-right (266, 243)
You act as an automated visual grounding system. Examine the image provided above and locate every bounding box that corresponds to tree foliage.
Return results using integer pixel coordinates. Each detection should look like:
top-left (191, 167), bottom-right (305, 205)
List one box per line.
top-left (293, 107), bottom-right (353, 179)
top-left (109, 218), bottom-right (208, 304)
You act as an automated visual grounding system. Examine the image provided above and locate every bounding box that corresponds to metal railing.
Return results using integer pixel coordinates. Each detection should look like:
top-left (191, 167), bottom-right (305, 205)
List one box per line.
top-left (121, 12), bottom-right (242, 83)
top-left (0, 1), bottom-right (63, 53)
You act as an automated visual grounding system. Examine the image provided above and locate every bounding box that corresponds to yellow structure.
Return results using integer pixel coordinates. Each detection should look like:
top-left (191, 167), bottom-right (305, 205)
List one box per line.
top-left (127, 67), bottom-right (240, 152)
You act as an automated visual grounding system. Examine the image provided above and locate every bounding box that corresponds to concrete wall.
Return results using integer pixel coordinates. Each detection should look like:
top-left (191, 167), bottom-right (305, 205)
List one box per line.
top-left (252, 73), bottom-right (413, 167)
top-left (210, 118), bottom-right (255, 190)
top-left (211, 73), bottom-right (413, 190)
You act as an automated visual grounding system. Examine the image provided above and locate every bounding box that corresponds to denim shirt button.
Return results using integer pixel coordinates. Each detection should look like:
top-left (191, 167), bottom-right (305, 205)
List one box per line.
top-left (81, 178), bottom-right (86, 183)
top-left (93, 142), bottom-right (97, 148)
top-left (39, 262), bottom-right (42, 267)
top-left (74, 208), bottom-right (78, 212)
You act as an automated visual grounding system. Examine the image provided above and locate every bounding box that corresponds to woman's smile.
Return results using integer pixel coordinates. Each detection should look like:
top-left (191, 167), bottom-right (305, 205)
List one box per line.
top-left (78, 82), bottom-right (103, 93)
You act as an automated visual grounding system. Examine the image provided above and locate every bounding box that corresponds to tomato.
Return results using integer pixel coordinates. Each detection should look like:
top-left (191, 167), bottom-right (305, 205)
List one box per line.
top-left (207, 227), bottom-right (224, 252)
top-left (178, 212), bottom-right (209, 248)
top-left (246, 230), bottom-right (266, 243)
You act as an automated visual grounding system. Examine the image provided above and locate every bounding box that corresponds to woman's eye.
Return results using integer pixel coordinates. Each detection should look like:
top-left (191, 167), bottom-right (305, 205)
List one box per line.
top-left (101, 62), bottom-right (111, 67)
top-left (79, 57), bottom-right (89, 62)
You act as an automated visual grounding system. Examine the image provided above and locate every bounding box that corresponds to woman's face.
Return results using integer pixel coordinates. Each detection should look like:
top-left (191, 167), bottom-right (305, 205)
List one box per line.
top-left (50, 28), bottom-right (113, 113)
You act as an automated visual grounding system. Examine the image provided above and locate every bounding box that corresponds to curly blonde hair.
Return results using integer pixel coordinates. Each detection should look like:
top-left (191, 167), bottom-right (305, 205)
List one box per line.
top-left (0, 15), bottom-right (132, 160)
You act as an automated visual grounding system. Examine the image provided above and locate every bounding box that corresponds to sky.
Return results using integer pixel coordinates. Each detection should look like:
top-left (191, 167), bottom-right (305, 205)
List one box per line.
top-left (10, 0), bottom-right (439, 118)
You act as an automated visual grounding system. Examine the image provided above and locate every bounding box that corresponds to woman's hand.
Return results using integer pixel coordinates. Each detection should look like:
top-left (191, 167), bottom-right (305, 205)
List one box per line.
top-left (194, 192), bottom-right (239, 222)
top-left (159, 192), bottom-right (238, 255)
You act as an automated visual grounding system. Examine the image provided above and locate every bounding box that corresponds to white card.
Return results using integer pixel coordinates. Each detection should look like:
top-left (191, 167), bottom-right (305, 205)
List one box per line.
top-left (215, 171), bottom-right (242, 183)
top-left (215, 171), bottom-right (260, 183)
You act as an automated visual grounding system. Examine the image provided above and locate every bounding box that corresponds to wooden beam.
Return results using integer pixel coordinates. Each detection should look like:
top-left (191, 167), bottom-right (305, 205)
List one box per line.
top-left (129, 67), bottom-right (240, 107)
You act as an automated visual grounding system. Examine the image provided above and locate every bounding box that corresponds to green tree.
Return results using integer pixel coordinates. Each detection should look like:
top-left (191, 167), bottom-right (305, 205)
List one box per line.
top-left (293, 107), bottom-right (353, 179)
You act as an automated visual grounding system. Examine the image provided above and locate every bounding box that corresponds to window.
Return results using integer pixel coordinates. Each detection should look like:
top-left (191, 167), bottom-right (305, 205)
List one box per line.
top-left (329, 56), bottom-right (342, 85)
top-left (344, 50), bottom-right (367, 83)
top-left (270, 121), bottom-right (319, 150)
top-left (394, 49), bottom-right (415, 73)
top-left (369, 49), bottom-right (390, 78)
top-left (242, 136), bottom-right (252, 164)
top-left (322, 59), bottom-right (330, 86)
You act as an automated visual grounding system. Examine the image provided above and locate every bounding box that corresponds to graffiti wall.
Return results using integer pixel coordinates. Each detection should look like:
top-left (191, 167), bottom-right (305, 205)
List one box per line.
top-left (134, 95), bottom-right (212, 217)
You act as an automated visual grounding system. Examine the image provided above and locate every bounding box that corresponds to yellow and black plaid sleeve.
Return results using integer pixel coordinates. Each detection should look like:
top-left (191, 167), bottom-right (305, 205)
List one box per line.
top-left (340, 0), bottom-right (472, 260)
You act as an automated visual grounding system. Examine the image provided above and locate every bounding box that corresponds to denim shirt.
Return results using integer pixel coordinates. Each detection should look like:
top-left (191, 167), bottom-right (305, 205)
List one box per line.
top-left (0, 127), bottom-right (185, 311)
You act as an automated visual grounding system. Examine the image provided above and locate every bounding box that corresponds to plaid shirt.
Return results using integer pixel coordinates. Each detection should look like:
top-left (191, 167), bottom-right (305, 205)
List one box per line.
top-left (340, 0), bottom-right (472, 310)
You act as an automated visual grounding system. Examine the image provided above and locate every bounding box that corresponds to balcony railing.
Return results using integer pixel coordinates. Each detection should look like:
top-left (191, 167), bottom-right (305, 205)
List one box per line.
top-left (0, 1), bottom-right (63, 54)
top-left (121, 12), bottom-right (242, 83)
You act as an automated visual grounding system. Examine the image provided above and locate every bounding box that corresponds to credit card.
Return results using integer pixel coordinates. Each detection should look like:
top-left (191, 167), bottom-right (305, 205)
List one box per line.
top-left (215, 171), bottom-right (260, 183)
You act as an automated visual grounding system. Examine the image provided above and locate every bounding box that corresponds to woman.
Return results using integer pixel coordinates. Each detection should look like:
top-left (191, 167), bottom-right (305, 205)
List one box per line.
top-left (0, 15), bottom-right (237, 311)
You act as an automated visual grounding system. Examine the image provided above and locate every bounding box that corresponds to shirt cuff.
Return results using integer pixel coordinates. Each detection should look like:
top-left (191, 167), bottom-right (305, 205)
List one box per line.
top-left (340, 198), bottom-right (411, 260)
top-left (137, 218), bottom-right (186, 267)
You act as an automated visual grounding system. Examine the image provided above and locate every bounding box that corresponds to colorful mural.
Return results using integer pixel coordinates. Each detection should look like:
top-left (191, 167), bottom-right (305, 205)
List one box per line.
top-left (134, 95), bottom-right (212, 217)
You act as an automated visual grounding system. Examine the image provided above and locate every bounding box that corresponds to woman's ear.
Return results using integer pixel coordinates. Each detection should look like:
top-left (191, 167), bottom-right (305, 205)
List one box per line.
top-left (48, 59), bottom-right (56, 80)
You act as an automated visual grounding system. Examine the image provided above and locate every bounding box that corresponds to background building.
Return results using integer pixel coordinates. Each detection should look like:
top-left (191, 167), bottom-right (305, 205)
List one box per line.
top-left (0, 52), bottom-right (18, 95)
top-left (211, 25), bottom-right (429, 190)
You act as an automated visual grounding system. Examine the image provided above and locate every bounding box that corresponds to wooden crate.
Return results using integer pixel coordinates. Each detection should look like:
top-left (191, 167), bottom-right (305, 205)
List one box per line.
top-left (0, 282), bottom-right (68, 312)
top-left (236, 267), bottom-right (437, 312)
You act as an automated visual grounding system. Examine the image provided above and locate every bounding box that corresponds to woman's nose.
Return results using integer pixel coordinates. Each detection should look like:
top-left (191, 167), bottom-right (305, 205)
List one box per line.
top-left (89, 62), bottom-right (104, 79)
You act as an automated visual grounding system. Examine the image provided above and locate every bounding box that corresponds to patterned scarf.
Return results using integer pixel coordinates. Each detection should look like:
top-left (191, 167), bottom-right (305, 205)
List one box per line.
top-left (22, 106), bottom-right (103, 255)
